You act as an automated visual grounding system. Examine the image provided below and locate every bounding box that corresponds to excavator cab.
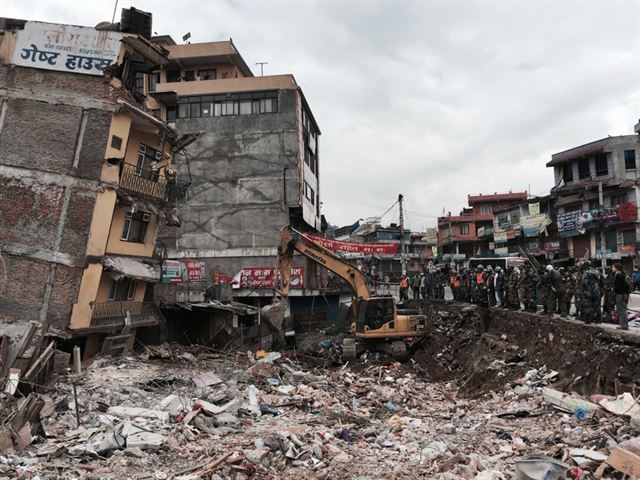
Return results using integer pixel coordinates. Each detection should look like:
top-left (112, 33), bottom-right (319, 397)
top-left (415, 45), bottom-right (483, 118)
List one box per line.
top-left (355, 297), bottom-right (395, 333)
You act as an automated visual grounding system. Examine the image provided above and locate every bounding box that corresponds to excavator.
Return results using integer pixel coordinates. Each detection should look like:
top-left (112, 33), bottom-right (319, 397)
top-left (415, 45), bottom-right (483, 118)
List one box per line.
top-left (261, 226), bottom-right (427, 361)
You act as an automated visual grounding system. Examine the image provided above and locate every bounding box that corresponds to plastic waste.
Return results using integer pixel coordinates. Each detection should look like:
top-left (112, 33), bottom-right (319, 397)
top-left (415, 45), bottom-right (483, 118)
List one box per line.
top-left (514, 455), bottom-right (569, 480)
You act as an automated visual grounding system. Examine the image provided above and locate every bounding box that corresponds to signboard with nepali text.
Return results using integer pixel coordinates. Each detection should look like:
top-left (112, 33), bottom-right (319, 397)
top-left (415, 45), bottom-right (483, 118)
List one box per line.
top-left (232, 267), bottom-right (304, 289)
top-left (304, 234), bottom-right (399, 255)
top-left (12, 22), bottom-right (122, 76)
top-left (161, 260), bottom-right (206, 284)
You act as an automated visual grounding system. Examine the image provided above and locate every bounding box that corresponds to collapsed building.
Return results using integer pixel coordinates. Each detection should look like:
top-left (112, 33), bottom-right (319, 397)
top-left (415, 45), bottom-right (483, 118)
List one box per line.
top-left (0, 10), bottom-right (194, 356)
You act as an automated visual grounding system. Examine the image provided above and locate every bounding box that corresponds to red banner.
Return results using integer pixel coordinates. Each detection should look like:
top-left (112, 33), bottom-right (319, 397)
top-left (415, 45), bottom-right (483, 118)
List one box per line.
top-left (619, 244), bottom-right (636, 254)
top-left (304, 234), bottom-right (399, 255)
top-left (618, 202), bottom-right (638, 222)
top-left (232, 267), bottom-right (304, 289)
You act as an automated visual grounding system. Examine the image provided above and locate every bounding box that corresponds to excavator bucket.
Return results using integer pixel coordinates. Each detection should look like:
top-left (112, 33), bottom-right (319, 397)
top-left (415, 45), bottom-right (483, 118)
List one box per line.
top-left (260, 294), bottom-right (287, 332)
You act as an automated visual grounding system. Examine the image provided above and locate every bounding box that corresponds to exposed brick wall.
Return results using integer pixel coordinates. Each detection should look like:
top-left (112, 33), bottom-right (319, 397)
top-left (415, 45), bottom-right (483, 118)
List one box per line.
top-left (47, 263), bottom-right (83, 331)
top-left (58, 187), bottom-right (98, 258)
top-left (0, 177), bottom-right (65, 250)
top-left (0, 253), bottom-right (48, 324)
top-left (0, 98), bottom-right (82, 174)
top-left (76, 109), bottom-right (112, 180)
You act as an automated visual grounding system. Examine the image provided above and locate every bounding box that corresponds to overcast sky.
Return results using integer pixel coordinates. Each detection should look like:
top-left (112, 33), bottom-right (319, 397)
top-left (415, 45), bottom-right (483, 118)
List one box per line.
top-left (6, 0), bottom-right (640, 231)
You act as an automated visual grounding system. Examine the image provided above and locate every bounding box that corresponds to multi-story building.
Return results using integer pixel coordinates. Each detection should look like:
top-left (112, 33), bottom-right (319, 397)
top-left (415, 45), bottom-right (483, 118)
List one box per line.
top-left (140, 37), bottom-right (322, 304)
top-left (547, 134), bottom-right (640, 269)
top-left (0, 11), bottom-right (188, 356)
top-left (437, 192), bottom-right (528, 266)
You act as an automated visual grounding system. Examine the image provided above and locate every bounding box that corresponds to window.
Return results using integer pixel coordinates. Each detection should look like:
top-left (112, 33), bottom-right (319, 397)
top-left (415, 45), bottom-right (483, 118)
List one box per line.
top-left (177, 91), bottom-right (278, 118)
top-left (480, 205), bottom-right (492, 215)
top-left (625, 150), bottom-right (636, 170)
top-left (562, 163), bottom-right (573, 183)
top-left (121, 210), bottom-right (151, 243)
top-left (135, 144), bottom-right (162, 179)
top-left (166, 69), bottom-right (180, 82)
top-left (578, 158), bottom-right (590, 179)
top-left (497, 214), bottom-right (509, 227)
top-left (167, 106), bottom-right (176, 123)
top-left (111, 135), bottom-right (122, 150)
top-left (622, 229), bottom-right (636, 245)
top-left (510, 211), bottom-right (520, 225)
top-left (108, 278), bottom-right (136, 301)
top-left (304, 181), bottom-right (315, 205)
top-left (610, 193), bottom-right (627, 207)
top-left (148, 72), bottom-right (160, 92)
top-left (133, 72), bottom-right (145, 95)
top-left (460, 224), bottom-right (469, 235)
top-left (595, 153), bottom-right (608, 177)
top-left (197, 69), bottom-right (216, 80)
top-left (184, 70), bottom-right (195, 81)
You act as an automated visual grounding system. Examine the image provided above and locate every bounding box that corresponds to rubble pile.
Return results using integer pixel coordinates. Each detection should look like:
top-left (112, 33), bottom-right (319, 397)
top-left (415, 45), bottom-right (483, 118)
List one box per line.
top-left (1, 339), bottom-right (640, 479)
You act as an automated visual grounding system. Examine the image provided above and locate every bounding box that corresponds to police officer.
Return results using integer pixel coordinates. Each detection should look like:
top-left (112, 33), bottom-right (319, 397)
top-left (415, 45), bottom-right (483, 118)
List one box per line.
top-left (601, 266), bottom-right (615, 323)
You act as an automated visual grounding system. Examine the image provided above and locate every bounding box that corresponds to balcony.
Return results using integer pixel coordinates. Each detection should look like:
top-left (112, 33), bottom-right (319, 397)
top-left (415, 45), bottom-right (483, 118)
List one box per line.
top-left (90, 301), bottom-right (162, 331)
top-left (119, 163), bottom-right (167, 200)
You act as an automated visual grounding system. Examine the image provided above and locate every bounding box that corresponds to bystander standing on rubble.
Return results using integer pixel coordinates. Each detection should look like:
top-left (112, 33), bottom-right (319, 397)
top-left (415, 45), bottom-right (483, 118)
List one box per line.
top-left (411, 273), bottom-right (420, 299)
top-left (399, 274), bottom-right (409, 302)
top-left (612, 263), bottom-right (630, 330)
top-left (494, 266), bottom-right (504, 307)
top-left (450, 269), bottom-right (460, 301)
top-left (579, 262), bottom-right (602, 324)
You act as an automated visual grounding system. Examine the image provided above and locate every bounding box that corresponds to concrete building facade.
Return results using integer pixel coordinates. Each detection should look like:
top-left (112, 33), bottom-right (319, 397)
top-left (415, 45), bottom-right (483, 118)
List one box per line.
top-left (144, 37), bottom-right (322, 302)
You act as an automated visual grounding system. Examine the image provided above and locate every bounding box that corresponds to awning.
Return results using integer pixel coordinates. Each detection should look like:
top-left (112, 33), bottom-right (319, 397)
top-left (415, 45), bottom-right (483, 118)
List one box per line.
top-left (103, 256), bottom-right (161, 283)
top-left (149, 90), bottom-right (177, 106)
top-left (116, 190), bottom-right (160, 214)
top-left (177, 301), bottom-right (259, 316)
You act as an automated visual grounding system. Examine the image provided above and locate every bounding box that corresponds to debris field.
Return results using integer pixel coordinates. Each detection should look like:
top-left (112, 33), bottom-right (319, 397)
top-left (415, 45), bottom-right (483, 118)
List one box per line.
top-left (1, 306), bottom-right (640, 479)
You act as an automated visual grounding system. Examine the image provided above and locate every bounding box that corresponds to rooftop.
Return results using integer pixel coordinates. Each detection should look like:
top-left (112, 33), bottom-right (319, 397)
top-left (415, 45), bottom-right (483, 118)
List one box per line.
top-left (547, 135), bottom-right (639, 167)
top-left (467, 192), bottom-right (528, 205)
top-left (161, 40), bottom-right (254, 77)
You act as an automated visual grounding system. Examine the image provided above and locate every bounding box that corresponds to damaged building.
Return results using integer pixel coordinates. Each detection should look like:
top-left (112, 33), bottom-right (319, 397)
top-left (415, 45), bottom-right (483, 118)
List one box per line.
top-left (0, 11), bottom-right (192, 356)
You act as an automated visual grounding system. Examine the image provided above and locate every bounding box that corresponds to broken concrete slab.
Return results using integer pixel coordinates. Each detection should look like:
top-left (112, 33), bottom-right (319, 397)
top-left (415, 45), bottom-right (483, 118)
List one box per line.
top-left (192, 372), bottom-right (223, 389)
top-left (106, 406), bottom-right (170, 422)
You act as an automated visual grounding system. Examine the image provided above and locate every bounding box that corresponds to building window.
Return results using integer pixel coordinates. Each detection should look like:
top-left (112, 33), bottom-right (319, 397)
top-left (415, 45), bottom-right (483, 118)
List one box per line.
top-left (625, 150), bottom-right (636, 170)
top-left (497, 214), bottom-right (509, 227)
top-left (578, 158), bottom-right (590, 179)
top-left (148, 72), bottom-right (160, 92)
top-left (111, 135), bottom-right (123, 150)
top-left (304, 181), bottom-right (315, 205)
top-left (166, 69), bottom-right (180, 82)
top-left (479, 205), bottom-right (491, 215)
top-left (595, 153), bottom-right (608, 177)
top-left (136, 144), bottom-right (162, 180)
top-left (121, 210), bottom-right (151, 243)
top-left (562, 163), bottom-right (573, 183)
top-left (197, 69), bottom-right (216, 80)
top-left (133, 72), bottom-right (145, 95)
top-left (460, 224), bottom-right (469, 235)
top-left (622, 229), bottom-right (636, 245)
top-left (184, 70), bottom-right (195, 82)
top-left (177, 91), bottom-right (278, 119)
top-left (167, 106), bottom-right (176, 123)
top-left (108, 278), bottom-right (136, 301)
top-left (610, 193), bottom-right (627, 207)
top-left (511, 211), bottom-right (520, 225)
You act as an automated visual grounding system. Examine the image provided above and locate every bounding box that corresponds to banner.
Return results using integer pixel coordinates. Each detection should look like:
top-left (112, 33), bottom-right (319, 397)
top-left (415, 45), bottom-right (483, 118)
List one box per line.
top-left (529, 203), bottom-right (540, 215)
top-left (161, 260), bottom-right (206, 284)
top-left (544, 241), bottom-right (561, 251)
top-left (232, 267), bottom-right (304, 289)
top-left (304, 234), bottom-right (398, 254)
top-left (619, 244), bottom-right (636, 255)
top-left (12, 22), bottom-right (122, 76)
top-left (557, 211), bottom-right (582, 233)
top-left (425, 228), bottom-right (438, 245)
top-left (493, 231), bottom-right (508, 244)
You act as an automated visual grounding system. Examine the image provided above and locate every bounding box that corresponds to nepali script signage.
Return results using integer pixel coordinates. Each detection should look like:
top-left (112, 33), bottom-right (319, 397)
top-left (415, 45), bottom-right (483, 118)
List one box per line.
top-left (304, 234), bottom-right (399, 255)
top-left (161, 260), bottom-right (206, 284)
top-left (232, 267), bottom-right (304, 289)
top-left (12, 22), bottom-right (123, 76)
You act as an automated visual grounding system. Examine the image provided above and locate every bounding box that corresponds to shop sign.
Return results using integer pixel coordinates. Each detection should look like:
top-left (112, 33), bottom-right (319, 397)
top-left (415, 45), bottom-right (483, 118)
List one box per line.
top-left (161, 260), bottom-right (206, 284)
top-left (619, 244), bottom-right (636, 255)
top-left (232, 267), bottom-right (304, 289)
top-left (495, 247), bottom-right (509, 256)
top-left (304, 234), bottom-right (398, 254)
top-left (544, 241), bottom-right (560, 251)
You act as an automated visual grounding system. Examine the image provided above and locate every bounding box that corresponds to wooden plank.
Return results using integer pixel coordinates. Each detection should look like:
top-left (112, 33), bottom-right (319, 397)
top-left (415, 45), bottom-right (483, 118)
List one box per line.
top-left (595, 447), bottom-right (640, 479)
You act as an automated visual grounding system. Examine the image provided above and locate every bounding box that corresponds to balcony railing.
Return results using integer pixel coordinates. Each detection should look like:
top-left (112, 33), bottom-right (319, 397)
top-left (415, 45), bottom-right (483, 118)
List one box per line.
top-left (119, 163), bottom-right (167, 200)
top-left (90, 301), bottom-right (162, 330)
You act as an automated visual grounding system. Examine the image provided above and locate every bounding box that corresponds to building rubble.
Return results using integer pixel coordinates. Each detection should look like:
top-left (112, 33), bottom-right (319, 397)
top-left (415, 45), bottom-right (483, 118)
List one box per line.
top-left (1, 319), bottom-right (640, 480)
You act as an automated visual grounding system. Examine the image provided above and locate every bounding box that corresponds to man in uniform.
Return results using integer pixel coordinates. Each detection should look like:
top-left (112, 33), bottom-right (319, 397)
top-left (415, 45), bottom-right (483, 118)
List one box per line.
top-left (495, 266), bottom-right (505, 307)
top-left (579, 262), bottom-right (601, 324)
top-left (601, 266), bottom-right (615, 323)
top-left (508, 266), bottom-right (521, 310)
top-left (486, 266), bottom-right (496, 306)
top-left (539, 265), bottom-right (552, 315)
top-left (563, 267), bottom-right (576, 317)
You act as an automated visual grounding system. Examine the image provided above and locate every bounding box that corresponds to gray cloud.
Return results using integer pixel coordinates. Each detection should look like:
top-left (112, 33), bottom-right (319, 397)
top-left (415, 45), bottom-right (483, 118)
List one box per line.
top-left (5, 0), bottom-right (639, 230)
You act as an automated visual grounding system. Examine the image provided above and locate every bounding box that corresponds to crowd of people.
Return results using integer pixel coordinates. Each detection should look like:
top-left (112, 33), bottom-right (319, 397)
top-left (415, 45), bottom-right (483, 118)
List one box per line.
top-left (395, 262), bottom-right (633, 330)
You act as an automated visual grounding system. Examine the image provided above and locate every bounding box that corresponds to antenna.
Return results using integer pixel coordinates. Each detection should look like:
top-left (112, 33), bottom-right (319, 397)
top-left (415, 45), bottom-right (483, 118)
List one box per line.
top-left (111, 0), bottom-right (119, 23)
top-left (255, 62), bottom-right (268, 76)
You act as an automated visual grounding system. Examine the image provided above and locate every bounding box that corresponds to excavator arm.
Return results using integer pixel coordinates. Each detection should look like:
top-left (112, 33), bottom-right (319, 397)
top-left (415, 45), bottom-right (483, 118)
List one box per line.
top-left (276, 226), bottom-right (371, 301)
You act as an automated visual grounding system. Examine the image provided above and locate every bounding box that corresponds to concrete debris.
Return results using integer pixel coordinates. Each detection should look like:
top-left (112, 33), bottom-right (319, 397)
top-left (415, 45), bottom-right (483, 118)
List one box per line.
top-left (0, 307), bottom-right (639, 479)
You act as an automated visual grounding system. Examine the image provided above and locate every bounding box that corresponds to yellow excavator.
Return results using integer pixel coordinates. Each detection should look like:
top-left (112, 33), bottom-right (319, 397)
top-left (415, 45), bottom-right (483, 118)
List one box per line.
top-left (262, 226), bottom-right (427, 361)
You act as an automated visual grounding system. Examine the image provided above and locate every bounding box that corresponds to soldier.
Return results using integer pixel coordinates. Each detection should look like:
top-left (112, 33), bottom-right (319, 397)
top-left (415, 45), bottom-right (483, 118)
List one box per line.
top-left (486, 266), bottom-right (496, 306)
top-left (508, 266), bottom-right (521, 310)
top-left (563, 267), bottom-right (576, 317)
top-left (435, 268), bottom-right (446, 299)
top-left (574, 267), bottom-right (582, 319)
top-left (601, 266), bottom-right (615, 323)
top-left (523, 263), bottom-right (538, 312)
top-left (579, 262), bottom-right (601, 324)
top-left (539, 265), bottom-right (552, 315)
top-left (503, 266), bottom-right (513, 308)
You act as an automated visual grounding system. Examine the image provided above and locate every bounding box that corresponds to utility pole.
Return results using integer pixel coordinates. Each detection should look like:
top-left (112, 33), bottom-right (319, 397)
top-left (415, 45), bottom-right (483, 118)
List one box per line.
top-left (398, 194), bottom-right (407, 276)
top-left (598, 182), bottom-right (607, 273)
